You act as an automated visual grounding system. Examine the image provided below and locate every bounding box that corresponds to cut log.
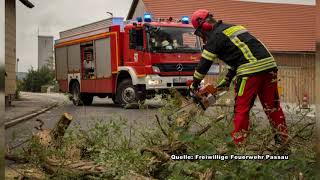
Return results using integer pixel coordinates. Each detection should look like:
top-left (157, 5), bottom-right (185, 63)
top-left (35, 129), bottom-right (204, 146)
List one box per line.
top-left (33, 113), bottom-right (73, 149)
top-left (43, 158), bottom-right (107, 176)
top-left (5, 165), bottom-right (46, 180)
top-left (51, 113), bottom-right (73, 141)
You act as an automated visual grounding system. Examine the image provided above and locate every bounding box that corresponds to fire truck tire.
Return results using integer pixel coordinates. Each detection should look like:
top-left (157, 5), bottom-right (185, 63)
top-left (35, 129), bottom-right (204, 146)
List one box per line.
top-left (81, 94), bottom-right (93, 106)
top-left (116, 79), bottom-right (139, 106)
top-left (111, 95), bottom-right (119, 105)
top-left (71, 82), bottom-right (83, 106)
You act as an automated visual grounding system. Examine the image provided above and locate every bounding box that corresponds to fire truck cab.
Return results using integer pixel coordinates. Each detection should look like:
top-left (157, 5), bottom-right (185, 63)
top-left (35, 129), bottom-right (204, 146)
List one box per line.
top-left (55, 15), bottom-right (201, 106)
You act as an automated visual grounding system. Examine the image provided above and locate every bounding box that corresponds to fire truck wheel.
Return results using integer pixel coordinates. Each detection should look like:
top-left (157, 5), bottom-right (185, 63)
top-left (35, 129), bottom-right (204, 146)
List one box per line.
top-left (116, 79), bottom-right (139, 106)
top-left (71, 82), bottom-right (83, 106)
top-left (111, 95), bottom-right (119, 105)
top-left (81, 94), bottom-right (93, 106)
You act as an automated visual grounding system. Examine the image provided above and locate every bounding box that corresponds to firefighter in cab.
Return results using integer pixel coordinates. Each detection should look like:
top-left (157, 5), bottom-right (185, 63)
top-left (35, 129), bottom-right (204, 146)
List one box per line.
top-left (189, 9), bottom-right (288, 146)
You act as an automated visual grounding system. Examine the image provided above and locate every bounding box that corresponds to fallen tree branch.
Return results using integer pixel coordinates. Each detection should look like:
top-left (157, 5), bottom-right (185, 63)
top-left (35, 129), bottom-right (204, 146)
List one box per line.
top-left (7, 164), bottom-right (46, 180)
top-left (155, 114), bottom-right (168, 137)
top-left (195, 114), bottom-right (225, 137)
top-left (5, 154), bottom-right (29, 163)
top-left (43, 158), bottom-right (107, 176)
top-left (140, 147), bottom-right (171, 162)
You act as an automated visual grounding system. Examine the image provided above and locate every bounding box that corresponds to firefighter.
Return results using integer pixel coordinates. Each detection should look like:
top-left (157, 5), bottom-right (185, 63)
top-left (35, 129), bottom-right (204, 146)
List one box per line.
top-left (189, 9), bottom-right (288, 145)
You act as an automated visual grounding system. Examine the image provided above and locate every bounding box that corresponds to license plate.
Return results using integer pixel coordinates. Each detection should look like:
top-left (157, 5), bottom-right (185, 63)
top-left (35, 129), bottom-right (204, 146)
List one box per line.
top-left (173, 77), bottom-right (187, 83)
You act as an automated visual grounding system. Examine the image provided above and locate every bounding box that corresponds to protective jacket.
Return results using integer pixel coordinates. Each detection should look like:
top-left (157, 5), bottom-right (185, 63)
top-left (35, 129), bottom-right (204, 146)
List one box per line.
top-left (193, 20), bottom-right (277, 86)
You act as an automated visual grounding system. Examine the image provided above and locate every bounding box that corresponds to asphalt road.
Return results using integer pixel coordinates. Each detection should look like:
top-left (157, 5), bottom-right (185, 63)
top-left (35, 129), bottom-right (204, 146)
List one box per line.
top-left (5, 95), bottom-right (163, 149)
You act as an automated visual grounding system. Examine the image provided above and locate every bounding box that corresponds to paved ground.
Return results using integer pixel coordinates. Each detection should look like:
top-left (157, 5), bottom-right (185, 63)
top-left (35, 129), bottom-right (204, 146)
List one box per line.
top-left (5, 92), bottom-right (67, 122)
top-left (5, 93), bottom-right (163, 149)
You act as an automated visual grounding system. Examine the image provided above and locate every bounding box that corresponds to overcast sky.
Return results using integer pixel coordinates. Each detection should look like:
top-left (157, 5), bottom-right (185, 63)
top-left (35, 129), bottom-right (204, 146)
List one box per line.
top-left (16, 0), bottom-right (132, 72)
top-left (14, 0), bottom-right (315, 72)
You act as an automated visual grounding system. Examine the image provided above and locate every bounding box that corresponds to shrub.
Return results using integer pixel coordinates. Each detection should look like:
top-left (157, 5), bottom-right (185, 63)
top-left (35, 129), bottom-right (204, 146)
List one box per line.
top-left (20, 66), bottom-right (55, 92)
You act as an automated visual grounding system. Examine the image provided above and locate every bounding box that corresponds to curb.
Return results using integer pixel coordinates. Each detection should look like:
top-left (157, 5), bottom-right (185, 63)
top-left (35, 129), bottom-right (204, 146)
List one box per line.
top-left (5, 102), bottom-right (59, 129)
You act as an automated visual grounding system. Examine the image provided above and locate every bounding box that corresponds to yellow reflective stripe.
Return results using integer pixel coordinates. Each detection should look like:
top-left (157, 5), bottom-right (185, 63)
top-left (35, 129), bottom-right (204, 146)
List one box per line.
top-left (238, 77), bottom-right (248, 96)
top-left (201, 53), bottom-right (213, 61)
top-left (201, 49), bottom-right (217, 61)
top-left (193, 70), bottom-right (205, 80)
top-left (238, 57), bottom-right (275, 70)
top-left (239, 62), bottom-right (276, 73)
top-left (237, 62), bottom-right (277, 76)
top-left (236, 57), bottom-right (277, 76)
top-left (223, 25), bottom-right (246, 37)
top-left (223, 25), bottom-right (257, 63)
top-left (230, 37), bottom-right (257, 63)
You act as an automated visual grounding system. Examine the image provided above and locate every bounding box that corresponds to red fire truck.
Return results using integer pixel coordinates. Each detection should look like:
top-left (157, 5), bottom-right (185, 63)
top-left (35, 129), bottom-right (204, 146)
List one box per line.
top-left (55, 15), bottom-right (201, 106)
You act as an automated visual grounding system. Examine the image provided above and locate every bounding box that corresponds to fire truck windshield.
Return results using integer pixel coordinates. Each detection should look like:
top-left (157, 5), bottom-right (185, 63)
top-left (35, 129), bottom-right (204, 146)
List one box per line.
top-left (148, 26), bottom-right (201, 53)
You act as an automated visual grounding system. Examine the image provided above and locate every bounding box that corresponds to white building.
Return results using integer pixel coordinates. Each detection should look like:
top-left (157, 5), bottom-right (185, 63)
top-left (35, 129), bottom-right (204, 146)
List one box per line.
top-left (38, 35), bottom-right (54, 69)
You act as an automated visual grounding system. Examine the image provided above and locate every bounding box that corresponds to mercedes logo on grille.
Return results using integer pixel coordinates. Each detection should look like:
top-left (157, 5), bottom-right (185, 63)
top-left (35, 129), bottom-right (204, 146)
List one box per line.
top-left (176, 64), bottom-right (183, 72)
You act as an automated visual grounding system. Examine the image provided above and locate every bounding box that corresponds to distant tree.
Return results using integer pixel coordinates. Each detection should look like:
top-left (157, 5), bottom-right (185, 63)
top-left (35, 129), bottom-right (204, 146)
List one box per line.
top-left (21, 66), bottom-right (55, 92)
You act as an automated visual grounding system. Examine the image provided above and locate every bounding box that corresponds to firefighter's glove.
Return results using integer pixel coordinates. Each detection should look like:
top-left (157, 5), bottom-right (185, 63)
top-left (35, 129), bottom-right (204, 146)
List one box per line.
top-left (188, 83), bottom-right (199, 97)
top-left (217, 79), bottom-right (230, 91)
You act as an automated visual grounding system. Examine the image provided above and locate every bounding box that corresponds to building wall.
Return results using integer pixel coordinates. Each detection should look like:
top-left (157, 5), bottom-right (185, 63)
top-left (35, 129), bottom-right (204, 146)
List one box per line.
top-left (205, 53), bottom-right (316, 104)
top-left (275, 53), bottom-right (315, 104)
top-left (38, 36), bottom-right (54, 69)
top-left (316, 43), bottom-right (320, 106)
top-left (131, 0), bottom-right (146, 20)
top-left (5, 0), bottom-right (16, 96)
top-left (315, 0), bottom-right (320, 140)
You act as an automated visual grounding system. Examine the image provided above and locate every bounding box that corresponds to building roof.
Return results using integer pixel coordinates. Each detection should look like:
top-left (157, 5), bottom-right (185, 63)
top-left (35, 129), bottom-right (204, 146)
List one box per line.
top-left (317, 0), bottom-right (320, 43)
top-left (127, 0), bottom-right (316, 52)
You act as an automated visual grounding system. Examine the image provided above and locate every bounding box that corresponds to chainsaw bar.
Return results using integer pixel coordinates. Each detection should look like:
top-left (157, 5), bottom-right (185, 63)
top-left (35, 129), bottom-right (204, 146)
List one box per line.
top-left (167, 89), bottom-right (228, 124)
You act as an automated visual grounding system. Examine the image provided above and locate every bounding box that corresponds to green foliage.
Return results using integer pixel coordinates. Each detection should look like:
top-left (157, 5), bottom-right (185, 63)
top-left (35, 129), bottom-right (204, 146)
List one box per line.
top-left (20, 66), bottom-right (55, 92)
top-left (15, 79), bottom-right (23, 99)
top-left (151, 94), bottom-right (318, 180)
top-left (13, 92), bottom-right (318, 179)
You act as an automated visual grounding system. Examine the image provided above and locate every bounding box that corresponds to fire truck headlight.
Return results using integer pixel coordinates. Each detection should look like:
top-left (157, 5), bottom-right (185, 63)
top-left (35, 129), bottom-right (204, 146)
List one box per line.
top-left (152, 66), bottom-right (161, 73)
top-left (148, 80), bottom-right (162, 85)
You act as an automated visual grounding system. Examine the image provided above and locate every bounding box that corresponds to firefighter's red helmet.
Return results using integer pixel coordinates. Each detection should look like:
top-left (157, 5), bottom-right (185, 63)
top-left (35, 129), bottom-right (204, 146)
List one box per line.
top-left (191, 9), bottom-right (213, 31)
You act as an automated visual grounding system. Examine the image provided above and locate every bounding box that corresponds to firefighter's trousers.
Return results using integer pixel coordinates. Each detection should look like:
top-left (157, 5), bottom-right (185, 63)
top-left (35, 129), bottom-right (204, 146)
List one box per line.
top-left (231, 70), bottom-right (288, 144)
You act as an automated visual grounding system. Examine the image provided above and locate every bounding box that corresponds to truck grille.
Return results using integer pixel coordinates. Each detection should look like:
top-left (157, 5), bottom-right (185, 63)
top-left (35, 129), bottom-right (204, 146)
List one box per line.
top-left (154, 63), bottom-right (198, 72)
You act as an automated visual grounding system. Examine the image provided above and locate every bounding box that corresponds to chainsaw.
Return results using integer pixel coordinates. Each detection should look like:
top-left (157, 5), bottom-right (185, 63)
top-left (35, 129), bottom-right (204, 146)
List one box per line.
top-left (167, 80), bottom-right (228, 122)
top-left (189, 83), bottom-right (228, 110)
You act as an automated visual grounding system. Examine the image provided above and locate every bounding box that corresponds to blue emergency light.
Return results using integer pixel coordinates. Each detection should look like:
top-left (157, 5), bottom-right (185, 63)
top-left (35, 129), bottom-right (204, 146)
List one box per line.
top-left (144, 13), bottom-right (152, 22)
top-left (136, 17), bottom-right (143, 22)
top-left (181, 16), bottom-right (189, 24)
